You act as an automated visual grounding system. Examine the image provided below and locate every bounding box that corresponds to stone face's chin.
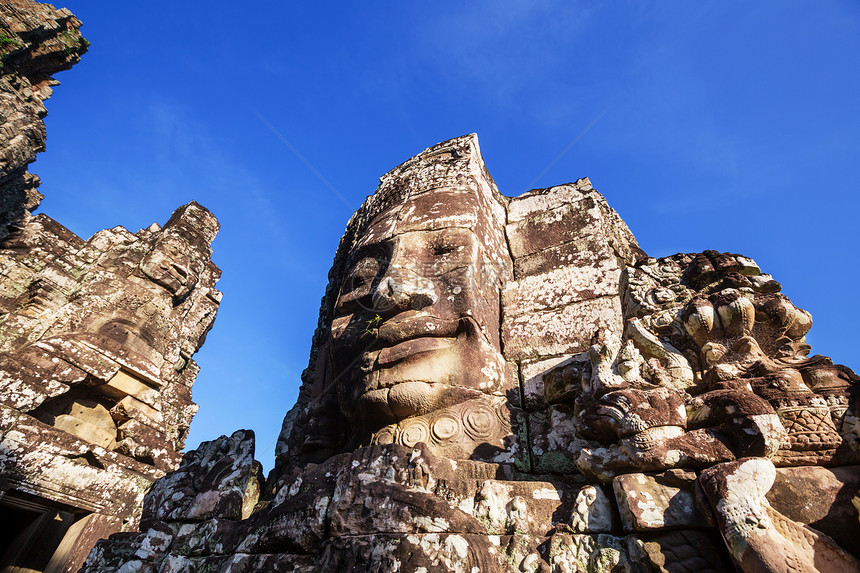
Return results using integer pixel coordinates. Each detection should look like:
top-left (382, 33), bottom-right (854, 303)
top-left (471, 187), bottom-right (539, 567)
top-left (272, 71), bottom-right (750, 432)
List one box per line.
top-left (387, 381), bottom-right (440, 418)
top-left (385, 381), bottom-right (454, 419)
top-left (354, 380), bottom-right (487, 431)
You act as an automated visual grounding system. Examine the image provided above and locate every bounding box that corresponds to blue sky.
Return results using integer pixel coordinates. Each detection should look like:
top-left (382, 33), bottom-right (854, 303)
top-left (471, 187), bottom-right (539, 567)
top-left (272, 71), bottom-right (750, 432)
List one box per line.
top-left (34, 1), bottom-right (860, 471)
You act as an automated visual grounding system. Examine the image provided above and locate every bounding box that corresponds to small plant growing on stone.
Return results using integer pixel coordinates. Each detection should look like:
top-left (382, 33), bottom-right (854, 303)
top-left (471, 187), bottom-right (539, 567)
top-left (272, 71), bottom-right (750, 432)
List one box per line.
top-left (364, 314), bottom-right (382, 335)
top-left (59, 30), bottom-right (88, 56)
top-left (0, 31), bottom-right (21, 54)
top-left (0, 30), bottom-right (22, 70)
top-left (0, 30), bottom-right (20, 50)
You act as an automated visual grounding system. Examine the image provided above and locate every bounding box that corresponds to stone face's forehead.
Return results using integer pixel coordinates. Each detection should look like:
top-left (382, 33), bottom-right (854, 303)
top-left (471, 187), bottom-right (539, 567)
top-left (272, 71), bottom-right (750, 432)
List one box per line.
top-left (376, 135), bottom-right (483, 201)
top-left (351, 134), bottom-right (507, 249)
top-left (354, 188), bottom-right (482, 249)
top-left (348, 136), bottom-right (511, 298)
top-left (163, 202), bottom-right (220, 243)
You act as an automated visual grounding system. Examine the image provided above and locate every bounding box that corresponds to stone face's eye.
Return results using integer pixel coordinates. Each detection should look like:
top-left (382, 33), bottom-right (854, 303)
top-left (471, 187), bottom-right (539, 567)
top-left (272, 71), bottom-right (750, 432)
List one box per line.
top-left (348, 257), bottom-right (380, 289)
top-left (434, 243), bottom-right (456, 256)
top-left (336, 256), bottom-right (383, 313)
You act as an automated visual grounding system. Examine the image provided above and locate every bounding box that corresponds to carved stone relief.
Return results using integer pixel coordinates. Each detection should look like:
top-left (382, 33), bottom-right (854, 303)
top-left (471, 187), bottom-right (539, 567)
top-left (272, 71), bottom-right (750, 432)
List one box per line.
top-left (0, 203), bottom-right (221, 572)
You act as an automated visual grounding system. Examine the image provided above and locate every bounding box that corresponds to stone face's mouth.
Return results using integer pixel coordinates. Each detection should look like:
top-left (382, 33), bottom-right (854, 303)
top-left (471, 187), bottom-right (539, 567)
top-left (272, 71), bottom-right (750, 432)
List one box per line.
top-left (333, 311), bottom-right (501, 429)
top-left (374, 312), bottom-right (461, 345)
top-left (376, 336), bottom-right (455, 366)
top-left (331, 311), bottom-right (463, 365)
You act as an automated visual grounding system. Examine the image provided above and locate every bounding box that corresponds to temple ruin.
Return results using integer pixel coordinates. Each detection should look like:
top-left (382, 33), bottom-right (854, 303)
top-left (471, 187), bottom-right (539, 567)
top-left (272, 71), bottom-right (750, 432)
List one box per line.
top-left (82, 135), bottom-right (860, 572)
top-left (0, 2), bottom-right (858, 572)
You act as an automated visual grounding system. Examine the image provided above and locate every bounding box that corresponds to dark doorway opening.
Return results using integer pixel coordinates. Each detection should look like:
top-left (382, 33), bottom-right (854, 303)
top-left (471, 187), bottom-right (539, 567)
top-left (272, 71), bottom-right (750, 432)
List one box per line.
top-left (0, 492), bottom-right (88, 573)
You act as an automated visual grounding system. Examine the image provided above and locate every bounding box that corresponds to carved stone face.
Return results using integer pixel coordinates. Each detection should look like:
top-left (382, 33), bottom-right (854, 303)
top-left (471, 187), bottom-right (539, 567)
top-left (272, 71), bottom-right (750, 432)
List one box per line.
top-left (330, 201), bottom-right (507, 440)
top-left (140, 232), bottom-right (203, 301)
top-left (273, 136), bottom-right (516, 463)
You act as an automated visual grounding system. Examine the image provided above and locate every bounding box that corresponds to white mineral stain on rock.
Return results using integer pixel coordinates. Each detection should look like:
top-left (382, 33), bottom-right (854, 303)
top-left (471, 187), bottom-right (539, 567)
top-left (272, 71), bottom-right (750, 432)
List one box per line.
top-left (532, 487), bottom-right (561, 501)
top-left (315, 495), bottom-right (330, 525)
top-left (445, 534), bottom-right (469, 559)
top-left (414, 515), bottom-right (450, 532)
top-left (288, 476), bottom-right (303, 496)
top-left (636, 493), bottom-right (665, 528)
top-left (117, 559), bottom-right (145, 573)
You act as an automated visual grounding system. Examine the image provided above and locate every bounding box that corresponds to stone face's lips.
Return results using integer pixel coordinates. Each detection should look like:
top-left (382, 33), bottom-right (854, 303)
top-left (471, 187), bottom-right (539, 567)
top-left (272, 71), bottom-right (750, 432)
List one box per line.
top-left (331, 312), bottom-right (461, 359)
top-left (376, 336), bottom-right (455, 366)
top-left (375, 312), bottom-right (461, 345)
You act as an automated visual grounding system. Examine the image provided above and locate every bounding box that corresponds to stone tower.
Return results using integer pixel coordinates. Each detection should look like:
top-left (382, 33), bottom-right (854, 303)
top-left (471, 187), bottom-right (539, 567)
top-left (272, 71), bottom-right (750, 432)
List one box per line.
top-left (0, 2), bottom-right (222, 571)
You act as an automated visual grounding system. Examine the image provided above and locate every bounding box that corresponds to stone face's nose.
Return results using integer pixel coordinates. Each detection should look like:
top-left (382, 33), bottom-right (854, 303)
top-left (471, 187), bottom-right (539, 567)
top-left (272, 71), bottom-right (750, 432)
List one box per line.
top-left (371, 272), bottom-right (438, 313)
